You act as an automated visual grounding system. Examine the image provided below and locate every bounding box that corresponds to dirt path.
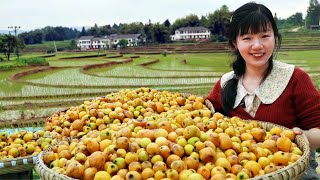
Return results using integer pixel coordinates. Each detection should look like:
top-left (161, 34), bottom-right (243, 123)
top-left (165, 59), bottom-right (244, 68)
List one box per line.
top-left (290, 27), bottom-right (302, 32)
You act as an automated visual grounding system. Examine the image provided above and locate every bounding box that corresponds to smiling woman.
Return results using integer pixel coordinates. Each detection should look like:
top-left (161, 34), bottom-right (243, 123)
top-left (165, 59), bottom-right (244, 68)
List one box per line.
top-left (206, 2), bottom-right (320, 179)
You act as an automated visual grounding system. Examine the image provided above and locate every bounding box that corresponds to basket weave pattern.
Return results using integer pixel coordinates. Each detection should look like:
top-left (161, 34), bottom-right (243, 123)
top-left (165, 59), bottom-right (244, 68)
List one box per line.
top-left (0, 125), bottom-right (44, 175)
top-left (247, 121), bottom-right (310, 180)
top-left (0, 155), bottom-right (38, 175)
top-left (35, 138), bottom-right (76, 180)
top-left (204, 99), bottom-right (310, 179)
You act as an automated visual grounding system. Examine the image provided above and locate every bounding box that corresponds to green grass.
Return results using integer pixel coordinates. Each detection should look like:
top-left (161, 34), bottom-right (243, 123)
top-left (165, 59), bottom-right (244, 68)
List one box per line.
top-left (49, 60), bottom-right (110, 67)
top-left (278, 50), bottom-right (320, 62)
top-left (21, 67), bottom-right (217, 87)
top-left (90, 65), bottom-right (223, 77)
top-left (24, 40), bottom-right (71, 50)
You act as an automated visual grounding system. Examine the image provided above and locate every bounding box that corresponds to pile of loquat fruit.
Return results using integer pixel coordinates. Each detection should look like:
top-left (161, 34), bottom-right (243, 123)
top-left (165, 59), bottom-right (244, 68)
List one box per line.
top-left (38, 88), bottom-right (304, 180)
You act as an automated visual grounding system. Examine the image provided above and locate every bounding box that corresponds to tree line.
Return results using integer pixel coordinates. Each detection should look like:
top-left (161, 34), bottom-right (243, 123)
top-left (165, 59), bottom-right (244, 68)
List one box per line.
top-left (276, 0), bottom-right (320, 29)
top-left (15, 1), bottom-right (319, 45)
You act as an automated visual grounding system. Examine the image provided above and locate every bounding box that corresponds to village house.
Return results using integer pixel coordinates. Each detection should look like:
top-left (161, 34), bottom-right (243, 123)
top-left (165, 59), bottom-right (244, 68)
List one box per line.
top-left (170, 26), bottom-right (211, 41)
top-left (77, 34), bottom-right (144, 50)
top-left (107, 34), bottom-right (144, 47)
top-left (77, 36), bottom-right (94, 50)
top-left (91, 37), bottom-right (110, 49)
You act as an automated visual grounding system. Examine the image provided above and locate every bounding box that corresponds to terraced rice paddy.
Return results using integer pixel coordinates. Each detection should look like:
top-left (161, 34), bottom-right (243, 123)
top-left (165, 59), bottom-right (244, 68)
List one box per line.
top-left (0, 32), bottom-right (319, 124)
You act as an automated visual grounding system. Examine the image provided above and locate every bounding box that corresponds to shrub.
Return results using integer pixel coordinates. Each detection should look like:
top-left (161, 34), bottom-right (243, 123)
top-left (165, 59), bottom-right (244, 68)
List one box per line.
top-left (46, 47), bottom-right (56, 54)
top-left (15, 57), bottom-right (49, 66)
top-left (0, 63), bottom-right (25, 70)
top-left (161, 50), bottom-right (167, 57)
top-left (57, 47), bottom-right (65, 52)
top-left (211, 34), bottom-right (227, 42)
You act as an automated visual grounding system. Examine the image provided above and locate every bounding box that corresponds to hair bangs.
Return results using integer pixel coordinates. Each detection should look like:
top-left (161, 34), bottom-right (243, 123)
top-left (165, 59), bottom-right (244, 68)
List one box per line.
top-left (239, 12), bottom-right (271, 36)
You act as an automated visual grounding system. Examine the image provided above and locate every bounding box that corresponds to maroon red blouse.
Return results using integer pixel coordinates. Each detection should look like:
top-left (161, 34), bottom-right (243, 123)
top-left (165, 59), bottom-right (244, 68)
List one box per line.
top-left (207, 68), bottom-right (320, 130)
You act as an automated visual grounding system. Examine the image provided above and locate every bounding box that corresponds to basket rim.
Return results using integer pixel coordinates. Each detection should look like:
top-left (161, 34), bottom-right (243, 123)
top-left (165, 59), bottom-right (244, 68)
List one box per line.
top-left (35, 137), bottom-right (77, 180)
top-left (0, 153), bottom-right (39, 175)
top-left (0, 154), bottom-right (38, 164)
top-left (0, 124), bottom-right (44, 171)
top-left (244, 120), bottom-right (310, 179)
top-left (203, 98), bottom-right (310, 179)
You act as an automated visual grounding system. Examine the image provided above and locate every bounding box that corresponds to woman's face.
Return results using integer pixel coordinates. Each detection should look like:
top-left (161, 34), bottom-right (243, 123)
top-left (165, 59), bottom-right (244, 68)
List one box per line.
top-left (234, 26), bottom-right (275, 70)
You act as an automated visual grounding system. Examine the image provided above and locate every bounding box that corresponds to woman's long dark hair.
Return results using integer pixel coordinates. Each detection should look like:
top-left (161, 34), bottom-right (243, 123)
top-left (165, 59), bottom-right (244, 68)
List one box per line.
top-left (222, 2), bottom-right (282, 115)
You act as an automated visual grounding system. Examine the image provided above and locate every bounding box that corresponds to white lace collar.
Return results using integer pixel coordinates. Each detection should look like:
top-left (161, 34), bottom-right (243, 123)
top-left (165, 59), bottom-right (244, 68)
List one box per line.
top-left (221, 61), bottom-right (295, 108)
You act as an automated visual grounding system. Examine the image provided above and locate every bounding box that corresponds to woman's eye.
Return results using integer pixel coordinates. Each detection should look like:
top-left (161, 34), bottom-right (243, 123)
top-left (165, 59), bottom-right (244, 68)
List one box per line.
top-left (242, 37), bottom-right (250, 40)
top-left (262, 35), bottom-right (270, 38)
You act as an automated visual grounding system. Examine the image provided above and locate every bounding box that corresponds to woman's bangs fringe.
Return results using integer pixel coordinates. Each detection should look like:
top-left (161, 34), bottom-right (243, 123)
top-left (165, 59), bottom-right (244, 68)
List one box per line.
top-left (239, 13), bottom-right (270, 35)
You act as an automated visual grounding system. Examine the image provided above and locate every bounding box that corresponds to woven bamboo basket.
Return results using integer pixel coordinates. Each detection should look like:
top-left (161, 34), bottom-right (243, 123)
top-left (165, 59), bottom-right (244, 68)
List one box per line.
top-left (35, 137), bottom-right (77, 180)
top-left (204, 99), bottom-right (310, 179)
top-left (246, 120), bottom-right (310, 180)
top-left (35, 121), bottom-right (310, 180)
top-left (35, 94), bottom-right (310, 180)
top-left (0, 123), bottom-right (44, 175)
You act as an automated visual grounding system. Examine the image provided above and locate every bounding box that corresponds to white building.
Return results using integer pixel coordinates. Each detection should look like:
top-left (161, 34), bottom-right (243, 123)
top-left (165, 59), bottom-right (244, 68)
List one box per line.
top-left (170, 26), bottom-right (211, 41)
top-left (77, 34), bottom-right (144, 50)
top-left (91, 37), bottom-right (110, 49)
top-left (77, 36), bottom-right (94, 50)
top-left (107, 34), bottom-right (144, 47)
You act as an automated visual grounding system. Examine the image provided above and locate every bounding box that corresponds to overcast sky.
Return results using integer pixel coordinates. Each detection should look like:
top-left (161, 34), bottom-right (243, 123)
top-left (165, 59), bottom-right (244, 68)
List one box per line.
top-left (1, 0), bottom-right (310, 31)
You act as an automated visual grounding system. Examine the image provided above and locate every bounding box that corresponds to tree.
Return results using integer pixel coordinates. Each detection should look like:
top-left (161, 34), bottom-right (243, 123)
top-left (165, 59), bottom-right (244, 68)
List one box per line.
top-left (80, 26), bottom-right (87, 36)
top-left (18, 26), bottom-right (79, 45)
top-left (100, 25), bottom-right (113, 36)
top-left (69, 40), bottom-right (79, 50)
top-left (185, 14), bottom-right (201, 27)
top-left (170, 14), bottom-right (201, 33)
top-left (143, 23), bottom-right (153, 45)
top-left (0, 35), bottom-right (24, 60)
top-left (287, 13), bottom-right (303, 26)
top-left (88, 23), bottom-right (100, 36)
top-left (200, 15), bottom-right (209, 27)
top-left (306, 0), bottom-right (320, 27)
top-left (118, 39), bottom-right (128, 48)
top-left (207, 5), bottom-right (231, 39)
top-left (119, 22), bottom-right (144, 34)
top-left (163, 19), bottom-right (171, 28)
top-left (274, 13), bottom-right (279, 25)
top-left (32, 31), bottom-right (44, 44)
top-left (152, 23), bottom-right (170, 43)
